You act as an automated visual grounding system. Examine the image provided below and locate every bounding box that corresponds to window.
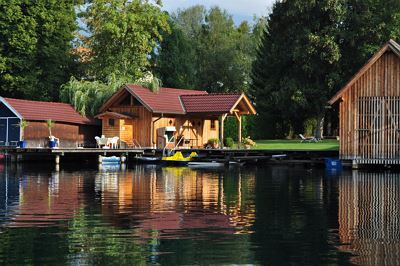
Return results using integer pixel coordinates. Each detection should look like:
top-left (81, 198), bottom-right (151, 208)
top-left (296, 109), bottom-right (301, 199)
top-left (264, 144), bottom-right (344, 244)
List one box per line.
top-left (108, 118), bottom-right (115, 127)
top-left (210, 120), bottom-right (216, 130)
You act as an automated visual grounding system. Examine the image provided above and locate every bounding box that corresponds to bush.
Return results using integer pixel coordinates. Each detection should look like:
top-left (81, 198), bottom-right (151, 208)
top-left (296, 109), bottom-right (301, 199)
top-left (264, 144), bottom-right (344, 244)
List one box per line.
top-left (224, 137), bottom-right (234, 148)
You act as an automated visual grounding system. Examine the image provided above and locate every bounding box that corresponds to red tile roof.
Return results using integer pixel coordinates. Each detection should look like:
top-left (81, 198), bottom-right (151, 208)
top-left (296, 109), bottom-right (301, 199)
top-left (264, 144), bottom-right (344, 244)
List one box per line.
top-left (125, 85), bottom-right (207, 114)
top-left (180, 93), bottom-right (242, 114)
top-left (3, 97), bottom-right (97, 125)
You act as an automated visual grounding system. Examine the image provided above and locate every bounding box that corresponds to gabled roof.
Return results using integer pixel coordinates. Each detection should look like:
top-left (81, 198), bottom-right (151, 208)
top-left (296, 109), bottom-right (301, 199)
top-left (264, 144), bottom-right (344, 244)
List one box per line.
top-left (181, 93), bottom-right (257, 115)
top-left (100, 85), bottom-right (207, 114)
top-left (2, 97), bottom-right (97, 125)
top-left (99, 85), bottom-right (257, 116)
top-left (329, 39), bottom-right (400, 105)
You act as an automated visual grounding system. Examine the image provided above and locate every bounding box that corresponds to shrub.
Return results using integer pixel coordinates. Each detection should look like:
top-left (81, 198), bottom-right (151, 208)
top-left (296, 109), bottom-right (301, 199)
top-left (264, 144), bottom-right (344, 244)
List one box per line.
top-left (224, 137), bottom-right (234, 148)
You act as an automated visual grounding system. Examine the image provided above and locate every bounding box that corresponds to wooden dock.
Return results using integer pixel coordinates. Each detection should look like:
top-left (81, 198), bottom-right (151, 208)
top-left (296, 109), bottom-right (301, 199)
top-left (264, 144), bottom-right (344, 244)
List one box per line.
top-left (0, 146), bottom-right (339, 166)
top-left (0, 147), bottom-right (145, 164)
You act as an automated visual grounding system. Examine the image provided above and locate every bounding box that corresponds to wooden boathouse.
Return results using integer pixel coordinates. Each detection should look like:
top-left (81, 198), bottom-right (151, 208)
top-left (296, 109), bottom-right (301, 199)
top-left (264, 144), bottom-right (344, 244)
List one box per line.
top-left (97, 85), bottom-right (256, 148)
top-left (0, 97), bottom-right (100, 147)
top-left (329, 39), bottom-right (400, 166)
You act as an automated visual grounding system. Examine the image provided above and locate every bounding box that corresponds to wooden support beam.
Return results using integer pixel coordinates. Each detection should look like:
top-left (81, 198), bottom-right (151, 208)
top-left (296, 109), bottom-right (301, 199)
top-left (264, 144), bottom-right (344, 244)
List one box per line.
top-left (234, 112), bottom-right (242, 149)
top-left (220, 114), bottom-right (228, 148)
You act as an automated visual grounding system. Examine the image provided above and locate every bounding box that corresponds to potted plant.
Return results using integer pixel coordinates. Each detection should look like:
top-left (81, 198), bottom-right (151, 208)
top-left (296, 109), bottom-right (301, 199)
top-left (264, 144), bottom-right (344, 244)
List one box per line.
top-left (242, 136), bottom-right (256, 149)
top-left (47, 119), bottom-right (57, 148)
top-left (207, 138), bottom-right (219, 149)
top-left (17, 119), bottom-right (29, 148)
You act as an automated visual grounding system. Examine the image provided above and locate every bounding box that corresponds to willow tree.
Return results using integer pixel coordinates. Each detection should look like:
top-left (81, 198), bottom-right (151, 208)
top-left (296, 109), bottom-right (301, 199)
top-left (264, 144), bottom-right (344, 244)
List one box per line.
top-left (60, 73), bottom-right (162, 116)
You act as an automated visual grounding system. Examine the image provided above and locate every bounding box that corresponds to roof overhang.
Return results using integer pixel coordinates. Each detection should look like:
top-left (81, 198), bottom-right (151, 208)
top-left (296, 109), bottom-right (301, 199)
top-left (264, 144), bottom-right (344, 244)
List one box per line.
top-left (229, 93), bottom-right (257, 115)
top-left (98, 85), bottom-right (154, 113)
top-left (329, 39), bottom-right (400, 105)
top-left (95, 111), bottom-right (134, 119)
top-left (0, 97), bottom-right (22, 119)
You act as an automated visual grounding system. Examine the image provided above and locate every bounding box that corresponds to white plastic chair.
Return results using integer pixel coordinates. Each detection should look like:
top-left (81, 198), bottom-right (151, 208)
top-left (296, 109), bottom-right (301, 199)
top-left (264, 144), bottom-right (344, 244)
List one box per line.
top-left (108, 136), bottom-right (119, 149)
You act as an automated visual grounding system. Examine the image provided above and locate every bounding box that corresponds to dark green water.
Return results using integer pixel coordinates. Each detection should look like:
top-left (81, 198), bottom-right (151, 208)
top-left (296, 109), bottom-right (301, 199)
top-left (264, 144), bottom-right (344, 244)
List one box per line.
top-left (0, 163), bottom-right (399, 265)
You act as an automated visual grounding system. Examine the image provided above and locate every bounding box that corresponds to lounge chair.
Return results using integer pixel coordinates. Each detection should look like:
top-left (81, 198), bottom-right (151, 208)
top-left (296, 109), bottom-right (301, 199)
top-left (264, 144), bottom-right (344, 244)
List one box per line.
top-left (299, 134), bottom-right (319, 143)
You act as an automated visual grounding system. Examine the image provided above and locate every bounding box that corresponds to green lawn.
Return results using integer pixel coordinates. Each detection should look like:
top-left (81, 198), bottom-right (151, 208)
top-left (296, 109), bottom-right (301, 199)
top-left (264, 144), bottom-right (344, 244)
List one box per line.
top-left (252, 139), bottom-right (339, 151)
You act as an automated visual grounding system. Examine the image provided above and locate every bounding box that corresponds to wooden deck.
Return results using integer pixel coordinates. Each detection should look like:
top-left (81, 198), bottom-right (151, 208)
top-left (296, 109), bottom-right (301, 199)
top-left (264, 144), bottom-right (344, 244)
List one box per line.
top-left (0, 146), bottom-right (339, 166)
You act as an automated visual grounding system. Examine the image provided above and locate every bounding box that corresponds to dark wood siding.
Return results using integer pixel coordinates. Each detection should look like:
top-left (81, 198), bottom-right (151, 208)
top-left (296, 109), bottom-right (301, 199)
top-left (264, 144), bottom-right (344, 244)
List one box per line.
top-left (24, 121), bottom-right (100, 148)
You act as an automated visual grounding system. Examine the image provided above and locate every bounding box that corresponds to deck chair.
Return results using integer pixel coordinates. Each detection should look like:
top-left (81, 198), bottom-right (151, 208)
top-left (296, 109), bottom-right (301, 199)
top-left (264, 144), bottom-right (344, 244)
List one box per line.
top-left (299, 134), bottom-right (318, 143)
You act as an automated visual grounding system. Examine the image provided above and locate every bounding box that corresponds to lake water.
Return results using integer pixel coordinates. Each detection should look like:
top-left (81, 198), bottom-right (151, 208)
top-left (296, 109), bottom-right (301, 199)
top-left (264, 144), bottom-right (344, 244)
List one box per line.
top-left (0, 163), bottom-right (399, 265)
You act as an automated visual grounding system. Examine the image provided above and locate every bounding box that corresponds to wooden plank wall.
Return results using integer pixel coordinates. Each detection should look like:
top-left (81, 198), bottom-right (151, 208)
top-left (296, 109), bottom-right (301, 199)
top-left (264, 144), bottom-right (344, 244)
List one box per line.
top-left (104, 104), bottom-right (220, 148)
top-left (339, 51), bottom-right (400, 162)
top-left (109, 106), bottom-right (152, 147)
top-left (24, 121), bottom-right (100, 147)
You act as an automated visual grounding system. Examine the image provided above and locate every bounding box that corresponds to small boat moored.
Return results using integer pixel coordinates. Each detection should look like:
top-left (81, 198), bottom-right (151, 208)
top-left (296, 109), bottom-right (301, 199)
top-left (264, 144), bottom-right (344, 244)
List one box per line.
top-left (101, 156), bottom-right (121, 164)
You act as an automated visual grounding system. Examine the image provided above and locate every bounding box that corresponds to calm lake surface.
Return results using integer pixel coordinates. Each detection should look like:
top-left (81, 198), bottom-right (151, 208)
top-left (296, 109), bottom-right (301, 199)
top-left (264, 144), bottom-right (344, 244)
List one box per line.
top-left (0, 163), bottom-right (399, 265)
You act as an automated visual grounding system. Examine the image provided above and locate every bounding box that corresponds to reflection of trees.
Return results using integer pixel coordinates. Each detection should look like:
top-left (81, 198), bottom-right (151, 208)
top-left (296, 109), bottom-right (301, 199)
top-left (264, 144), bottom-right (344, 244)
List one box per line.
top-left (252, 166), bottom-right (346, 265)
top-left (67, 207), bottom-right (152, 265)
top-left (338, 171), bottom-right (400, 265)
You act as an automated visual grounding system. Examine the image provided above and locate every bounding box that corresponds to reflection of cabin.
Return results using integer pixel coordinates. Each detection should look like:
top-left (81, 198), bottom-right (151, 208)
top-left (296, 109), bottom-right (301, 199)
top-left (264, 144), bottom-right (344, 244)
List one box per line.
top-left (329, 40), bottom-right (400, 166)
top-left (0, 97), bottom-right (100, 147)
top-left (97, 85), bottom-right (256, 148)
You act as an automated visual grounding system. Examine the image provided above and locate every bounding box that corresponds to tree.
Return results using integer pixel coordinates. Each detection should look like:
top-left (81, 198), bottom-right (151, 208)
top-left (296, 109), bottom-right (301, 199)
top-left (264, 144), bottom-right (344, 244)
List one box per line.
top-left (156, 6), bottom-right (258, 93)
top-left (0, 0), bottom-right (78, 101)
top-left (60, 73), bottom-right (162, 116)
top-left (250, 0), bottom-right (346, 139)
top-left (340, 0), bottom-right (400, 81)
top-left (81, 0), bottom-right (170, 81)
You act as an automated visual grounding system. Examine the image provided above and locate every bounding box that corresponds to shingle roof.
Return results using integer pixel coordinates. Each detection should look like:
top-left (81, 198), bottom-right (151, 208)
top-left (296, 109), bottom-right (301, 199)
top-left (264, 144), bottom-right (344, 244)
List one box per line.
top-left (180, 93), bottom-right (242, 114)
top-left (3, 97), bottom-right (97, 125)
top-left (125, 85), bottom-right (208, 114)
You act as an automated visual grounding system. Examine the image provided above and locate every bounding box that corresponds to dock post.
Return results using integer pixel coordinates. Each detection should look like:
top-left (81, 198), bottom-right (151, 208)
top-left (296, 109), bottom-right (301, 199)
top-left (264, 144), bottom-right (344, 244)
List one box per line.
top-left (352, 160), bottom-right (359, 169)
top-left (10, 154), bottom-right (17, 163)
top-left (55, 155), bottom-right (60, 165)
top-left (98, 155), bottom-right (103, 163)
top-left (120, 155), bottom-right (126, 163)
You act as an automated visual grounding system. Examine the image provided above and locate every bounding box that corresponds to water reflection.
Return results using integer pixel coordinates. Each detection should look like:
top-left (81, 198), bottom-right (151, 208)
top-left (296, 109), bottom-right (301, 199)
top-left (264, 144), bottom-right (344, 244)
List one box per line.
top-left (0, 164), bottom-right (399, 265)
top-left (338, 171), bottom-right (400, 265)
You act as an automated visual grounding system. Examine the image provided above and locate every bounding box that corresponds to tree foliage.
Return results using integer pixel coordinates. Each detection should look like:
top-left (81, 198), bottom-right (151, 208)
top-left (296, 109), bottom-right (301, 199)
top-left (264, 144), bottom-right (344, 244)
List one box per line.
top-left (60, 73), bottom-right (162, 116)
top-left (156, 6), bottom-right (262, 93)
top-left (0, 0), bottom-right (78, 101)
top-left (81, 0), bottom-right (170, 81)
top-left (250, 0), bottom-right (346, 138)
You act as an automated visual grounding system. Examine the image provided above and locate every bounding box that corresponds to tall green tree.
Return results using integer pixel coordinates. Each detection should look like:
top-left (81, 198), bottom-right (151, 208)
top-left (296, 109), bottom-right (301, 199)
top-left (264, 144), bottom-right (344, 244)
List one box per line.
top-left (0, 0), bottom-right (78, 101)
top-left (157, 6), bottom-right (259, 93)
top-left (340, 0), bottom-right (400, 81)
top-left (250, 0), bottom-right (346, 138)
top-left (81, 0), bottom-right (170, 81)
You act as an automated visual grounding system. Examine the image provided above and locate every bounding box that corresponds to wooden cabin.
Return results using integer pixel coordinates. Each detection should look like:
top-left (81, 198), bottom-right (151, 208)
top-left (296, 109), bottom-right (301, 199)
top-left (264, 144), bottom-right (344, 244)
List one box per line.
top-left (329, 39), bottom-right (400, 165)
top-left (0, 97), bottom-right (100, 147)
top-left (97, 85), bottom-right (256, 148)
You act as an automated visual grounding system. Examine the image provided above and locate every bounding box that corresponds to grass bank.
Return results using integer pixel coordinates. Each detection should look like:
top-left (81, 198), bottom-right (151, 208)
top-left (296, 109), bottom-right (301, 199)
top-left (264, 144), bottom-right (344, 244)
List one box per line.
top-left (252, 139), bottom-right (339, 151)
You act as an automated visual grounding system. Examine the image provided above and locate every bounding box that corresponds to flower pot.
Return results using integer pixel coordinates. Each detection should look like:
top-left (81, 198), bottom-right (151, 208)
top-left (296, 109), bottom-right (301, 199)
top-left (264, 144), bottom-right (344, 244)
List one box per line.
top-left (18, 140), bottom-right (27, 148)
top-left (48, 140), bottom-right (57, 148)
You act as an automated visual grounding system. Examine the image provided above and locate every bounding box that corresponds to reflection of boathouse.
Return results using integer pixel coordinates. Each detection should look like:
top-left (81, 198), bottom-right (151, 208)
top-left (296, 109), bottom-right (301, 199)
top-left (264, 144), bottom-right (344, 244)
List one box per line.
top-left (96, 166), bottom-right (256, 234)
top-left (338, 171), bottom-right (400, 265)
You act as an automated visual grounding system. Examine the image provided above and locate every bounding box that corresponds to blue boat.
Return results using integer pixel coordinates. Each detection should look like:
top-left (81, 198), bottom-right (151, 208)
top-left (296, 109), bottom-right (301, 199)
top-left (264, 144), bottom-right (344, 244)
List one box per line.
top-left (102, 156), bottom-right (121, 164)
